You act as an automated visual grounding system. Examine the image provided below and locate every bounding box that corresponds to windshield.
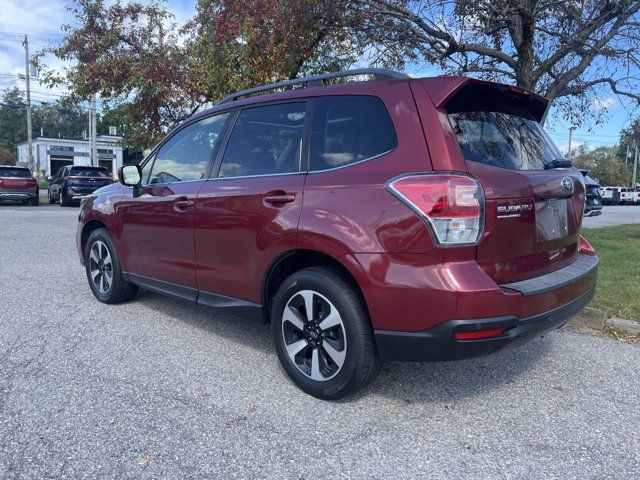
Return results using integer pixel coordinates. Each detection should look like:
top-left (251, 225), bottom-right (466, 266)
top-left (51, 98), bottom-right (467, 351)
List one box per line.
top-left (448, 111), bottom-right (564, 171)
top-left (0, 168), bottom-right (31, 178)
top-left (69, 168), bottom-right (110, 178)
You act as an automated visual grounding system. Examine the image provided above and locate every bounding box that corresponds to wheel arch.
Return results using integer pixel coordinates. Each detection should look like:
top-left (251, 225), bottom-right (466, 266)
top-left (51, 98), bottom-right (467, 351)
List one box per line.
top-left (81, 219), bottom-right (109, 257)
top-left (262, 249), bottom-right (371, 324)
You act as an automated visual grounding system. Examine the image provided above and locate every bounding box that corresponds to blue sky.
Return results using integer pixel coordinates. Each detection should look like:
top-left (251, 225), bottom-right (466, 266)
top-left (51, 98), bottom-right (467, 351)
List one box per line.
top-left (0, 0), bottom-right (634, 154)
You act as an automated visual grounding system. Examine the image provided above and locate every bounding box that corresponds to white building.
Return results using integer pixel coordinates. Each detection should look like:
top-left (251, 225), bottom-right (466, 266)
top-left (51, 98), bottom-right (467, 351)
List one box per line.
top-left (16, 135), bottom-right (124, 178)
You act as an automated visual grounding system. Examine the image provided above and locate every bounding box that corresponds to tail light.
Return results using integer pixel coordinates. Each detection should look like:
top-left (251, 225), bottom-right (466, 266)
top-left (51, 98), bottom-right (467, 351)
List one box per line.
top-left (386, 174), bottom-right (485, 245)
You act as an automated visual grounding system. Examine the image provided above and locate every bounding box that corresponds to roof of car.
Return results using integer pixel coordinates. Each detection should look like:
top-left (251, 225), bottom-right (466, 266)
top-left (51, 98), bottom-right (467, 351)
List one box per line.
top-left (182, 71), bottom-right (547, 131)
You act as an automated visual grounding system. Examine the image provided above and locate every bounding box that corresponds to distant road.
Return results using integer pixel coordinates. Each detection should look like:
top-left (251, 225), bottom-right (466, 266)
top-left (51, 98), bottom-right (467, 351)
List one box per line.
top-left (583, 205), bottom-right (640, 229)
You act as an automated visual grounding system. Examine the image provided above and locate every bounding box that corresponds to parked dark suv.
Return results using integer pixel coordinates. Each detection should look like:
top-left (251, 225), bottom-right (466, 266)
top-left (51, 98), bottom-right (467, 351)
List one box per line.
top-left (77, 69), bottom-right (598, 398)
top-left (580, 170), bottom-right (603, 216)
top-left (48, 165), bottom-right (114, 206)
top-left (0, 166), bottom-right (39, 205)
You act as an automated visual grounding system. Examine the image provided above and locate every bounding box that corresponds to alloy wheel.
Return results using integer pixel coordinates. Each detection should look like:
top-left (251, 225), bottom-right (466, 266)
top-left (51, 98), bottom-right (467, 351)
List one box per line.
top-left (89, 240), bottom-right (113, 294)
top-left (281, 289), bottom-right (347, 382)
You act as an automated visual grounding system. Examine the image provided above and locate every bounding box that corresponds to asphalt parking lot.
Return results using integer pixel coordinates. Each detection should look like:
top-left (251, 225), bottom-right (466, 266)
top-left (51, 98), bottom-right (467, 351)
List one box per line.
top-left (583, 205), bottom-right (640, 228)
top-left (1, 203), bottom-right (639, 479)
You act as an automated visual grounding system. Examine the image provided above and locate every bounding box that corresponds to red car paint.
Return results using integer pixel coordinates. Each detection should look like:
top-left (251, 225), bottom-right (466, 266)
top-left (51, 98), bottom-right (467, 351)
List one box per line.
top-left (77, 75), bottom-right (597, 359)
top-left (0, 166), bottom-right (39, 203)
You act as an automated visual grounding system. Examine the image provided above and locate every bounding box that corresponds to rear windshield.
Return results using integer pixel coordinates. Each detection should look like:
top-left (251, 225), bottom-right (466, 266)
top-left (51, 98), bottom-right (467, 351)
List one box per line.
top-left (0, 167), bottom-right (31, 178)
top-left (69, 167), bottom-right (110, 177)
top-left (448, 111), bottom-right (563, 171)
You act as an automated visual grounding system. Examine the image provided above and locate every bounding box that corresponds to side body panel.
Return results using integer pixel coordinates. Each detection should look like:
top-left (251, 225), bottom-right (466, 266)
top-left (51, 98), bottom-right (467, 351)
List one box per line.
top-left (298, 82), bottom-right (436, 257)
top-left (116, 181), bottom-right (203, 288)
top-left (195, 174), bottom-right (306, 303)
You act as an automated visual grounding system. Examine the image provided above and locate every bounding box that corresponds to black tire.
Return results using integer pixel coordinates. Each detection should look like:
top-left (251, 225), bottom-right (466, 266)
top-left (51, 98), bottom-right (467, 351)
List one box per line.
top-left (85, 228), bottom-right (138, 304)
top-left (271, 266), bottom-right (380, 399)
top-left (31, 196), bottom-right (39, 206)
top-left (48, 189), bottom-right (56, 204)
top-left (59, 190), bottom-right (68, 206)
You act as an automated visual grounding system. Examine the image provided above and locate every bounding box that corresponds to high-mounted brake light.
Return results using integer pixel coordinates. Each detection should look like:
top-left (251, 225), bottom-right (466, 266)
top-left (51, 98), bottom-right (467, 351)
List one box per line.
top-left (386, 174), bottom-right (484, 245)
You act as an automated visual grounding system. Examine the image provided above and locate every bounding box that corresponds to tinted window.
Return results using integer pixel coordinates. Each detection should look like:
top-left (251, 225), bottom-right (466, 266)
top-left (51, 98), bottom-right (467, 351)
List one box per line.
top-left (448, 111), bottom-right (563, 171)
top-left (69, 167), bottom-right (110, 177)
top-left (219, 103), bottom-right (306, 178)
top-left (0, 167), bottom-right (31, 178)
top-left (148, 113), bottom-right (229, 184)
top-left (309, 96), bottom-right (396, 171)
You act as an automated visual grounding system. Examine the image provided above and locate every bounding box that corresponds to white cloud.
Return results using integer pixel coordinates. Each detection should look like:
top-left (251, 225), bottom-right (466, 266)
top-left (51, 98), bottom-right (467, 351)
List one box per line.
top-left (592, 95), bottom-right (617, 111)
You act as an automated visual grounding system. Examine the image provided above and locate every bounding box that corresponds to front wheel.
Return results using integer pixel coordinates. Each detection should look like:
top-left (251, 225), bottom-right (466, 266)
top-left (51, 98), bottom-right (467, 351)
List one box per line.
top-left (48, 189), bottom-right (55, 204)
top-left (271, 266), bottom-right (380, 399)
top-left (85, 228), bottom-right (138, 304)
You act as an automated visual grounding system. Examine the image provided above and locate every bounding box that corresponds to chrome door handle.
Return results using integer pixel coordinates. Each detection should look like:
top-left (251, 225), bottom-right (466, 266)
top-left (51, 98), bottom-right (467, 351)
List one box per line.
top-left (264, 194), bottom-right (296, 205)
top-left (174, 199), bottom-right (194, 211)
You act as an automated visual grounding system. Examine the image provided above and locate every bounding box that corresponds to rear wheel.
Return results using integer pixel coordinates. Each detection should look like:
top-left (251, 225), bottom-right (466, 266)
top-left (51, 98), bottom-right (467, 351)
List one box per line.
top-left (30, 196), bottom-right (39, 206)
top-left (59, 190), bottom-right (68, 206)
top-left (48, 189), bottom-right (55, 204)
top-left (85, 228), bottom-right (138, 304)
top-left (271, 266), bottom-right (380, 399)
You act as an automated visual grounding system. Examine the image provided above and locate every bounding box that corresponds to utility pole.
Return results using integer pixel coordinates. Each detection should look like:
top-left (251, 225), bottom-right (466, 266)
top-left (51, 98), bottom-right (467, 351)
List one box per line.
top-left (567, 126), bottom-right (576, 160)
top-left (22, 35), bottom-right (34, 173)
top-left (625, 144), bottom-right (630, 166)
top-left (89, 94), bottom-right (97, 166)
top-left (633, 143), bottom-right (638, 190)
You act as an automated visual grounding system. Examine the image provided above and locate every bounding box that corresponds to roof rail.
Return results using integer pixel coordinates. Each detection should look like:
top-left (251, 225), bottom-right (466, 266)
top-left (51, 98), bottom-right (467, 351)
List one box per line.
top-left (216, 68), bottom-right (409, 105)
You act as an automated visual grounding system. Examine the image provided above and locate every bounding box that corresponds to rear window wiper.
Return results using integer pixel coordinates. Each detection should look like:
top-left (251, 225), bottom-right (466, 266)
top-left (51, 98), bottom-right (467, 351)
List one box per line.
top-left (544, 158), bottom-right (573, 169)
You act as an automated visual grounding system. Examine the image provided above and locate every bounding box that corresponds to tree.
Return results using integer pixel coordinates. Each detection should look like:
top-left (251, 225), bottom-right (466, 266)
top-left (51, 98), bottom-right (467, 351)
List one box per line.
top-left (356, 0), bottom-right (640, 124)
top-left (40, 0), bottom-right (369, 148)
top-left (182, 0), bottom-right (364, 102)
top-left (33, 98), bottom-right (87, 139)
top-left (0, 148), bottom-right (14, 165)
top-left (39, 0), bottom-right (190, 148)
top-left (619, 118), bottom-right (640, 162)
top-left (573, 145), bottom-right (631, 185)
top-left (0, 88), bottom-right (28, 163)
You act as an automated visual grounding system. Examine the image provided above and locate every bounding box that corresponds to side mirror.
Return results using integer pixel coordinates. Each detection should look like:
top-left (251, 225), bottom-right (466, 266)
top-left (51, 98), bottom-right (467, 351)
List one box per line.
top-left (47, 176), bottom-right (52, 182)
top-left (118, 165), bottom-right (143, 197)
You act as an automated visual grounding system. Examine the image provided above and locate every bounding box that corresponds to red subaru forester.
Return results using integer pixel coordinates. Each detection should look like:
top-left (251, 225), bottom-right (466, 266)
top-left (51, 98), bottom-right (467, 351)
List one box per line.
top-left (77, 69), bottom-right (598, 399)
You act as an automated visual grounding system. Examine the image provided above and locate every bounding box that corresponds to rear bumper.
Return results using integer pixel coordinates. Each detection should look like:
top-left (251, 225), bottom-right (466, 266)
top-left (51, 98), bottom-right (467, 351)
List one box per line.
top-left (0, 191), bottom-right (37, 201)
top-left (375, 286), bottom-right (595, 362)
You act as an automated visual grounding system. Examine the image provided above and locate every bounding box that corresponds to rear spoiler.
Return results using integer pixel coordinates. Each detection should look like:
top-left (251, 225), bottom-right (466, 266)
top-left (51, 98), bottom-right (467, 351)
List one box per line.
top-left (420, 76), bottom-right (549, 123)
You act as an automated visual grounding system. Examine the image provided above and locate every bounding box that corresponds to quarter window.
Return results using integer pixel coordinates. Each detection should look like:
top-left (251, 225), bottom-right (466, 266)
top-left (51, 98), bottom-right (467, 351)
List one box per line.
top-left (147, 113), bottom-right (229, 184)
top-left (219, 102), bottom-right (306, 178)
top-left (309, 96), bottom-right (397, 171)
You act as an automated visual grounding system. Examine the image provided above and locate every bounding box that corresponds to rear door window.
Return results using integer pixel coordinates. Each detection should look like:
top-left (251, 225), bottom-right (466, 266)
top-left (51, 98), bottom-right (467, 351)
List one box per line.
top-left (309, 96), bottom-right (397, 171)
top-left (218, 102), bottom-right (306, 178)
top-left (448, 111), bottom-right (563, 170)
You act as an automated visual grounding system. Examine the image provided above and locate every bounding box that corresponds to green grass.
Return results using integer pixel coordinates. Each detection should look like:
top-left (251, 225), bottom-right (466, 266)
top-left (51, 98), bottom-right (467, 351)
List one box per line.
top-left (582, 224), bottom-right (640, 321)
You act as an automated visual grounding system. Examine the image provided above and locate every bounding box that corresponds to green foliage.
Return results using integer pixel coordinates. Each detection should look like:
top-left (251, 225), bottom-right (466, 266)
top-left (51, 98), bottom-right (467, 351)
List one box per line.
top-left (573, 145), bottom-right (631, 186)
top-left (583, 225), bottom-right (640, 321)
top-left (0, 88), bottom-right (27, 162)
top-left (0, 147), bottom-right (14, 165)
top-left (39, 0), bottom-right (384, 148)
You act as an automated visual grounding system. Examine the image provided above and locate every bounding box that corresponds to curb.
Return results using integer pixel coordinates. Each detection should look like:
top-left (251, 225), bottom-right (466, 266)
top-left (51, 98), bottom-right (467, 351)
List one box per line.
top-left (569, 308), bottom-right (639, 336)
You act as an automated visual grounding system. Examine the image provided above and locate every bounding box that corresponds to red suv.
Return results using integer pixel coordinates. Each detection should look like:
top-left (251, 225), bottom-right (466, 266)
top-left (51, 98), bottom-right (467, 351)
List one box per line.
top-left (77, 69), bottom-right (598, 399)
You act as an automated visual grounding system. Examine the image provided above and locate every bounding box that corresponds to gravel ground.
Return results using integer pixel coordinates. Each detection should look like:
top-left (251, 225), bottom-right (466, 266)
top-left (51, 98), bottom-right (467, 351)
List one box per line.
top-left (1, 203), bottom-right (639, 479)
top-left (583, 205), bottom-right (640, 229)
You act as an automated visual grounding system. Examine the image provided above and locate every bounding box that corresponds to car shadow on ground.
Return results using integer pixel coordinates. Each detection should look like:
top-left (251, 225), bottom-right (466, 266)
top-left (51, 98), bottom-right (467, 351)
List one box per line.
top-left (129, 289), bottom-right (552, 404)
